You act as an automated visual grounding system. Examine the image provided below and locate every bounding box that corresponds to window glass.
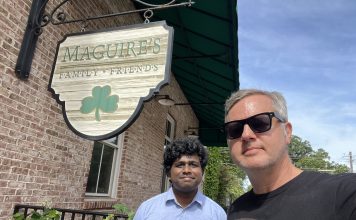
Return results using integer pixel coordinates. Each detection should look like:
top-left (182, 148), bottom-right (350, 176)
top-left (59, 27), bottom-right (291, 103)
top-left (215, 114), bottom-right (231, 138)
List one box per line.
top-left (97, 145), bottom-right (114, 193)
top-left (86, 142), bottom-right (103, 193)
top-left (86, 135), bottom-right (123, 197)
top-left (164, 114), bottom-right (175, 145)
top-left (166, 120), bottom-right (172, 138)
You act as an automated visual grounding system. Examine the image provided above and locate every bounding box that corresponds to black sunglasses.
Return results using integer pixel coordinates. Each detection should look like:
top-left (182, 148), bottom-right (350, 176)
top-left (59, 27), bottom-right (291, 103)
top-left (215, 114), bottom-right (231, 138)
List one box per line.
top-left (224, 112), bottom-right (286, 139)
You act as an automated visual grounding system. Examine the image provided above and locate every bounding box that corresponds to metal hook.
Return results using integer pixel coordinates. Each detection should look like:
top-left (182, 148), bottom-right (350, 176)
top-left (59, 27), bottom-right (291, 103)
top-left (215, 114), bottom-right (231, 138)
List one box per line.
top-left (144, 9), bottom-right (154, 24)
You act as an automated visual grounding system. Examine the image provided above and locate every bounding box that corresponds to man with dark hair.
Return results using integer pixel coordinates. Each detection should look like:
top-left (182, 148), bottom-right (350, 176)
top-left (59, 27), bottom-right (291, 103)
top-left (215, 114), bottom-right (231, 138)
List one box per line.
top-left (133, 137), bottom-right (226, 220)
top-left (224, 88), bottom-right (356, 220)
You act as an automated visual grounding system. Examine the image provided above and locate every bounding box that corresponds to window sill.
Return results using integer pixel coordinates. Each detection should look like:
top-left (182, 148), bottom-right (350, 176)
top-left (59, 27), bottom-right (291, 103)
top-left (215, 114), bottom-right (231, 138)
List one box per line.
top-left (84, 197), bottom-right (117, 202)
top-left (83, 197), bottom-right (118, 209)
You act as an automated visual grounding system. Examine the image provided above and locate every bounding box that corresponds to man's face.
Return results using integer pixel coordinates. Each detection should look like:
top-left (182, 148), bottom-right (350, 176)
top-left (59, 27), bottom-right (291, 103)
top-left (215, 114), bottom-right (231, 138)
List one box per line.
top-left (225, 94), bottom-right (292, 171)
top-left (169, 154), bottom-right (203, 193)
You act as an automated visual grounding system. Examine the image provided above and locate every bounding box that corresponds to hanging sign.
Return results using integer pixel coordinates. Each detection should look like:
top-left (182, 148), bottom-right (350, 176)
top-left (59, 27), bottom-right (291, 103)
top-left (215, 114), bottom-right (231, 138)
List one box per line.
top-left (48, 21), bottom-right (174, 140)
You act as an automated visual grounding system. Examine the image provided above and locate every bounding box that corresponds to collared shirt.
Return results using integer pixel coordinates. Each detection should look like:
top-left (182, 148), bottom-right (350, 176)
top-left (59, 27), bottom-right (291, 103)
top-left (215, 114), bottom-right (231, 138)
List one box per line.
top-left (133, 187), bottom-right (227, 220)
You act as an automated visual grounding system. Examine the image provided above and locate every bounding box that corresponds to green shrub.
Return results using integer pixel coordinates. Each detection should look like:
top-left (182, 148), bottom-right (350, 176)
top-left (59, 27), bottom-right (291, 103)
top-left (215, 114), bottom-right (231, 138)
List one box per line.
top-left (13, 208), bottom-right (61, 220)
top-left (103, 203), bottom-right (134, 220)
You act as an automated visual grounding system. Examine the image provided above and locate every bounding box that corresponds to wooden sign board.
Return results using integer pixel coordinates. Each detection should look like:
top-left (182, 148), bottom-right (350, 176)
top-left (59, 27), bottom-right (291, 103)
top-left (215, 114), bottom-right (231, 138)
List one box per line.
top-left (48, 21), bottom-right (173, 140)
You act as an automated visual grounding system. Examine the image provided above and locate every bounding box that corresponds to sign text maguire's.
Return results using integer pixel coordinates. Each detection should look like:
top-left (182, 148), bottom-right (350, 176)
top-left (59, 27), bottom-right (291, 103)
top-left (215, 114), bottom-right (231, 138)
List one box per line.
top-left (62, 38), bottom-right (161, 62)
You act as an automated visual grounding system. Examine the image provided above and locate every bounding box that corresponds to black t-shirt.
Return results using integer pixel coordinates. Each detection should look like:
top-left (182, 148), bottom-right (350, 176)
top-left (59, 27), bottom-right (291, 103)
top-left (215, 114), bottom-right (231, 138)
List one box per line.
top-left (228, 171), bottom-right (356, 220)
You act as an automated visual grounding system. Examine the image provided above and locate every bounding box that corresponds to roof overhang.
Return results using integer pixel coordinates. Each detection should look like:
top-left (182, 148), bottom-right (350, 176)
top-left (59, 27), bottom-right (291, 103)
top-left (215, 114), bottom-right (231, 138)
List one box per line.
top-left (136, 0), bottom-right (239, 146)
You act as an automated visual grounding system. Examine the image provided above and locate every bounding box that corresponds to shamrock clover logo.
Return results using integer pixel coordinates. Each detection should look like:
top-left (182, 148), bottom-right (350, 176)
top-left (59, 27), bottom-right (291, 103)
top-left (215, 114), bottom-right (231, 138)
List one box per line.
top-left (80, 85), bottom-right (119, 121)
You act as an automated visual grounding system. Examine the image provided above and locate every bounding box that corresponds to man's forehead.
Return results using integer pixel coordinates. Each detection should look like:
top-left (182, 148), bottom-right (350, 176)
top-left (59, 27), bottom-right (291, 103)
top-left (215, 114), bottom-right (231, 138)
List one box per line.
top-left (240, 94), bottom-right (272, 104)
top-left (175, 154), bottom-right (200, 162)
top-left (233, 95), bottom-right (272, 111)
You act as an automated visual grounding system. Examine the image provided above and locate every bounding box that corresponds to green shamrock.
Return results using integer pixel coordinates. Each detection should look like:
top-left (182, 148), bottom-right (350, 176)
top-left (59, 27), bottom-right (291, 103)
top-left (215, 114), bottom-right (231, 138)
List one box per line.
top-left (80, 85), bottom-right (119, 121)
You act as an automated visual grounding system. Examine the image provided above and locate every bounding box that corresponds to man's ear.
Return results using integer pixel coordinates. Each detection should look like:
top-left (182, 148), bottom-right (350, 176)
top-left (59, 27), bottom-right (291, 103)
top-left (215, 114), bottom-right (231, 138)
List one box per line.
top-left (285, 122), bottom-right (292, 144)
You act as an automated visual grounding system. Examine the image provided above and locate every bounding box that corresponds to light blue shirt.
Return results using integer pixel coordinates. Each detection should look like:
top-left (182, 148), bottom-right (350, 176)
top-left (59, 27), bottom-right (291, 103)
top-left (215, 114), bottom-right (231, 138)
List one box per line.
top-left (133, 187), bottom-right (227, 220)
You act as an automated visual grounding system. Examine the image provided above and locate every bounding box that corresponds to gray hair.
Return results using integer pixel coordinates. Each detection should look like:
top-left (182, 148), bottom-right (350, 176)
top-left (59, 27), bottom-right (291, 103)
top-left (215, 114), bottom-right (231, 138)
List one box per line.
top-left (225, 89), bottom-right (288, 121)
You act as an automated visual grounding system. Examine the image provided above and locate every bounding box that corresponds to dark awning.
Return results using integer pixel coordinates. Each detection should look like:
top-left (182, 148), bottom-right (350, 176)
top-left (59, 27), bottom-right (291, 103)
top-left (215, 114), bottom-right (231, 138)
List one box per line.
top-left (137, 0), bottom-right (239, 146)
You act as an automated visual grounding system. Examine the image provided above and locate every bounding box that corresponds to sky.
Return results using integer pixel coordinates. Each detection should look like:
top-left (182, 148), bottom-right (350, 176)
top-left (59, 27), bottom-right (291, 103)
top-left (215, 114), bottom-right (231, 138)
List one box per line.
top-left (238, 0), bottom-right (356, 167)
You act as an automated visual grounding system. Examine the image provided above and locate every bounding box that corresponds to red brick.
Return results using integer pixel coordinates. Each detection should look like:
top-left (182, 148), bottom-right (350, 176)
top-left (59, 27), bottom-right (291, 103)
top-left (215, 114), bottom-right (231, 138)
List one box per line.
top-left (0, 1), bottom-right (198, 220)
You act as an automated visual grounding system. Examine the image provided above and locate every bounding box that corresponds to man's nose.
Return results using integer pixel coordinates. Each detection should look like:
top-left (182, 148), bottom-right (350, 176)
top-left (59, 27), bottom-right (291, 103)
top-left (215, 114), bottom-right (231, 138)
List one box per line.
top-left (241, 124), bottom-right (256, 140)
top-left (182, 165), bottom-right (192, 173)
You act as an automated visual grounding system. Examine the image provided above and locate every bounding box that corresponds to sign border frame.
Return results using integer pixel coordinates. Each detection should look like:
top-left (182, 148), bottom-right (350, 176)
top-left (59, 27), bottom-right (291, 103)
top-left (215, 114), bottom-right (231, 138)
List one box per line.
top-left (48, 21), bottom-right (174, 141)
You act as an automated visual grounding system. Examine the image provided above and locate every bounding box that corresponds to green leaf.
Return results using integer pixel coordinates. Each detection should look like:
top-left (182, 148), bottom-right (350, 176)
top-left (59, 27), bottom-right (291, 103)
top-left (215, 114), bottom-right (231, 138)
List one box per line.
top-left (80, 97), bottom-right (97, 113)
top-left (203, 146), bottom-right (247, 209)
top-left (29, 211), bottom-right (42, 220)
top-left (128, 211), bottom-right (135, 220)
top-left (80, 85), bottom-right (119, 121)
top-left (113, 204), bottom-right (129, 214)
top-left (289, 135), bottom-right (350, 174)
top-left (103, 214), bottom-right (114, 220)
top-left (13, 212), bottom-right (25, 220)
top-left (46, 209), bottom-right (61, 220)
top-left (100, 95), bottom-right (119, 112)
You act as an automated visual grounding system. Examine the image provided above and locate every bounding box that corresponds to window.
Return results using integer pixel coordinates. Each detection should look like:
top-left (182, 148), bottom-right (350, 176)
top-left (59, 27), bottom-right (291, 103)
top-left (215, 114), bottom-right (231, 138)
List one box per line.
top-left (86, 135), bottom-right (123, 197)
top-left (164, 114), bottom-right (175, 146)
top-left (161, 114), bottom-right (175, 192)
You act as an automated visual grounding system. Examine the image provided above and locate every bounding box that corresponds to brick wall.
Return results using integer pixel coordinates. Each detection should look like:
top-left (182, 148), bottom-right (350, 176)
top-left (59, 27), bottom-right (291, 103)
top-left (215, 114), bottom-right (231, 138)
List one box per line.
top-left (82, 75), bottom-right (198, 211)
top-left (116, 76), bottom-right (198, 211)
top-left (0, 0), bottom-right (198, 219)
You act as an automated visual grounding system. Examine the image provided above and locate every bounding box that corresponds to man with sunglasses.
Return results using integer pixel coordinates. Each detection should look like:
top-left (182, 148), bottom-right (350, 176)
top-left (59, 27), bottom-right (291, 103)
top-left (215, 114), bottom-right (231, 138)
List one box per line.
top-left (224, 89), bottom-right (356, 220)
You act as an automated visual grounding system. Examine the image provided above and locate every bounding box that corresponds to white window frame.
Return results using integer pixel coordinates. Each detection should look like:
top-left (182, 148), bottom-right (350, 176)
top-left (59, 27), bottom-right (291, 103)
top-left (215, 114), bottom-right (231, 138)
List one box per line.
top-left (162, 114), bottom-right (175, 192)
top-left (164, 114), bottom-right (175, 146)
top-left (85, 134), bottom-right (123, 198)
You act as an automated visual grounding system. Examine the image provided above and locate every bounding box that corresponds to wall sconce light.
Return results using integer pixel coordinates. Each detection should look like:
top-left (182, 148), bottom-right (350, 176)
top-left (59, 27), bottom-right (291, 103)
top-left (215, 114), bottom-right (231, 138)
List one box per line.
top-left (155, 94), bottom-right (224, 107)
top-left (156, 95), bottom-right (176, 106)
top-left (184, 129), bottom-right (199, 138)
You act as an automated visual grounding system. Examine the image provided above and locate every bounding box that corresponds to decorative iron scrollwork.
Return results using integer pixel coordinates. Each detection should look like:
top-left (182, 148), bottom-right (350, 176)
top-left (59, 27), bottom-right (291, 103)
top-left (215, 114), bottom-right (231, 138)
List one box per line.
top-left (135, 0), bottom-right (179, 7)
top-left (16, 0), bottom-right (194, 79)
top-left (41, 0), bottom-right (193, 29)
top-left (30, 0), bottom-right (195, 36)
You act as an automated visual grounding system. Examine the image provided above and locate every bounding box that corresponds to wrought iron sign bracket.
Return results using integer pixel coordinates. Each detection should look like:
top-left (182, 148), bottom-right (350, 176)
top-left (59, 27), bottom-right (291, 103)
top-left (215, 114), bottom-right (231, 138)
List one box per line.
top-left (15, 0), bottom-right (194, 80)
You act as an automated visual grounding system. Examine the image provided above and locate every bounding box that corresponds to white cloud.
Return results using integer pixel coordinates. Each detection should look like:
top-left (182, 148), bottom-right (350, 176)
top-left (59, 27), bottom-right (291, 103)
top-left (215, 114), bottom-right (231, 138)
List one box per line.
top-left (287, 93), bottom-right (356, 162)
